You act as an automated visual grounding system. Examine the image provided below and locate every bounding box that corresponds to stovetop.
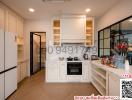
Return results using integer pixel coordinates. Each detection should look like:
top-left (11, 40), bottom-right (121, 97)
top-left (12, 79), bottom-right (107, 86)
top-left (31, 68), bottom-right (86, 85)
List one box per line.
top-left (67, 57), bottom-right (80, 61)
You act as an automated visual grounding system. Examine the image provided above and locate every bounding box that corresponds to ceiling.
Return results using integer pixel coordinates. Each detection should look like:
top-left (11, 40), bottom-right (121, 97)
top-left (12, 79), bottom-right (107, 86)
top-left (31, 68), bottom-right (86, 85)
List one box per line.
top-left (1, 0), bottom-right (120, 19)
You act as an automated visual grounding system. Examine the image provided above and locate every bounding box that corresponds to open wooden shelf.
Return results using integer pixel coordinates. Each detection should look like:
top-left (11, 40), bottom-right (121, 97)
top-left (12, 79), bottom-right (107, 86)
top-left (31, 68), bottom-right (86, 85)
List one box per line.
top-left (85, 18), bottom-right (94, 47)
top-left (91, 63), bottom-right (107, 96)
top-left (92, 71), bottom-right (106, 89)
top-left (92, 79), bottom-right (106, 96)
top-left (53, 20), bottom-right (61, 46)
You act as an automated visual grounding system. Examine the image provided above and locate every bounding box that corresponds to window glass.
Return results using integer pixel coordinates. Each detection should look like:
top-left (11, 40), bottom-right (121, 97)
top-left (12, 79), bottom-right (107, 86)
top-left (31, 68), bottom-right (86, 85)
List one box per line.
top-left (120, 17), bottom-right (132, 35)
top-left (100, 49), bottom-right (104, 57)
top-left (104, 38), bottom-right (110, 48)
top-left (104, 49), bottom-right (110, 56)
top-left (99, 40), bottom-right (103, 48)
top-left (111, 23), bottom-right (119, 36)
top-left (99, 31), bottom-right (103, 39)
top-left (104, 28), bottom-right (110, 38)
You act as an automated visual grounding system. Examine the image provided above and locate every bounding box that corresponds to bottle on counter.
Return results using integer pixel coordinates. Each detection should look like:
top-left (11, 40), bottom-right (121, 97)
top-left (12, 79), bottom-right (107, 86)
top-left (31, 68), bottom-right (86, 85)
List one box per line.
top-left (125, 60), bottom-right (130, 72)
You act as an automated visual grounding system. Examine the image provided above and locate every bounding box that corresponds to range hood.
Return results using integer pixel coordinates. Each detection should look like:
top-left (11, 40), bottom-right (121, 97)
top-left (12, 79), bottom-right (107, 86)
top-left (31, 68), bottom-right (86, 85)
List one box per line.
top-left (61, 39), bottom-right (85, 44)
top-left (60, 15), bottom-right (86, 44)
top-left (42, 0), bottom-right (71, 3)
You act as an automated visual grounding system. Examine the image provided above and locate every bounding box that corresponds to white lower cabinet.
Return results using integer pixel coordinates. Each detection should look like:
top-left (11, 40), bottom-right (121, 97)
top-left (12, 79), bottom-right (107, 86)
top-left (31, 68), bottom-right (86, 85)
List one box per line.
top-left (17, 61), bottom-right (28, 83)
top-left (59, 61), bottom-right (67, 82)
top-left (46, 61), bottom-right (60, 82)
top-left (46, 61), bottom-right (91, 82)
top-left (82, 61), bottom-right (90, 82)
top-left (5, 68), bottom-right (17, 98)
top-left (108, 72), bottom-right (120, 96)
top-left (0, 73), bottom-right (4, 100)
top-left (91, 62), bottom-right (121, 96)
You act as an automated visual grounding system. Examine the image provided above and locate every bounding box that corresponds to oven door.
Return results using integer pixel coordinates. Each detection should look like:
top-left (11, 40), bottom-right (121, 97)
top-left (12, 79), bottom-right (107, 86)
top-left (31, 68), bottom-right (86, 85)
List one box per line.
top-left (67, 62), bottom-right (82, 75)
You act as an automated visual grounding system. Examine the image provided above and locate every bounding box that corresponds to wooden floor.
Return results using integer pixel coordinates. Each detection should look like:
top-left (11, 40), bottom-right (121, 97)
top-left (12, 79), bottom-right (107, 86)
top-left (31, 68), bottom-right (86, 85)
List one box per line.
top-left (7, 69), bottom-right (100, 100)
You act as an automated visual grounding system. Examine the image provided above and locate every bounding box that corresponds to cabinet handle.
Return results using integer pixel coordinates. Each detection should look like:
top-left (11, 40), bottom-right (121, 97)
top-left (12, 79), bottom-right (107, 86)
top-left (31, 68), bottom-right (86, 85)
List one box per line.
top-left (15, 36), bottom-right (17, 42)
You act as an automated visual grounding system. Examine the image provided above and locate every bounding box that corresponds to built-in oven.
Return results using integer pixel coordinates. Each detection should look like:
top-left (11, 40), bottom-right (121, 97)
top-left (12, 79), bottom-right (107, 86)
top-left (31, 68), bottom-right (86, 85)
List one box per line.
top-left (67, 62), bottom-right (82, 75)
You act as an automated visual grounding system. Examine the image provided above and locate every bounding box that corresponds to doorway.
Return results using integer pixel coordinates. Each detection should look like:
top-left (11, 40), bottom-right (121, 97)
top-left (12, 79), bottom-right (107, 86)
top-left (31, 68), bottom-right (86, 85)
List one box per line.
top-left (30, 32), bottom-right (46, 75)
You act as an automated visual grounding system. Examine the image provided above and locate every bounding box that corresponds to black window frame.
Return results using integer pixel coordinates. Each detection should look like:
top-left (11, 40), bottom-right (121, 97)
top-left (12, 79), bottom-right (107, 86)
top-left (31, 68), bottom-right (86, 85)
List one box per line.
top-left (98, 15), bottom-right (132, 57)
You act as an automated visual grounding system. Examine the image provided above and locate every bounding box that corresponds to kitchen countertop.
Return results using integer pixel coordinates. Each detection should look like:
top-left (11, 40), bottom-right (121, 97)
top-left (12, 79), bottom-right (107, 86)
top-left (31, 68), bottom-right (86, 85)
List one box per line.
top-left (91, 60), bottom-right (132, 78)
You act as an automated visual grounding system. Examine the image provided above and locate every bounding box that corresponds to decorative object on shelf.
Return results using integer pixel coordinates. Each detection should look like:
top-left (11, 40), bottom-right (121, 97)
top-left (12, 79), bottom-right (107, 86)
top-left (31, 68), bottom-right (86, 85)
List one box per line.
top-left (116, 38), bottom-right (128, 56)
top-left (125, 60), bottom-right (130, 71)
top-left (113, 55), bottom-right (125, 69)
top-left (59, 57), bottom-right (64, 61)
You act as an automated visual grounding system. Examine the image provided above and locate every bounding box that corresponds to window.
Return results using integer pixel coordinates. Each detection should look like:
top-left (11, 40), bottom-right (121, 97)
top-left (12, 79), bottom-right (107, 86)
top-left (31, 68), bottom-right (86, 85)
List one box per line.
top-left (98, 16), bottom-right (132, 57)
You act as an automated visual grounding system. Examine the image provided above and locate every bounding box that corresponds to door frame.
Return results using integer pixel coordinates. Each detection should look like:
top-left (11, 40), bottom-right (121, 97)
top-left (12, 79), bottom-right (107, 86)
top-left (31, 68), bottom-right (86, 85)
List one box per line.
top-left (30, 32), bottom-right (46, 75)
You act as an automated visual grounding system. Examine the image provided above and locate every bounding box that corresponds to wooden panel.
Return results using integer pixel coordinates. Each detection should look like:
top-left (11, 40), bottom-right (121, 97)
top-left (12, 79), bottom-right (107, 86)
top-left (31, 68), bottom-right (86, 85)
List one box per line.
top-left (85, 17), bottom-right (94, 47)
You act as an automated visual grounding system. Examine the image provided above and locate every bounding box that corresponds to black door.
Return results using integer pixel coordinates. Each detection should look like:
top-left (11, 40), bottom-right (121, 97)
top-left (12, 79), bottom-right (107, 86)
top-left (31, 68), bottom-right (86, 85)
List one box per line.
top-left (30, 32), bottom-right (41, 75)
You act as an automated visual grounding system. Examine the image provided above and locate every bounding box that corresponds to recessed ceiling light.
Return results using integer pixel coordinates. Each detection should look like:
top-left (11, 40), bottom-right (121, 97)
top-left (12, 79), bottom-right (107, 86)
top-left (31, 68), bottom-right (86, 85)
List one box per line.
top-left (129, 19), bottom-right (132, 22)
top-left (85, 8), bottom-right (91, 13)
top-left (28, 8), bottom-right (35, 12)
top-left (42, 0), bottom-right (71, 3)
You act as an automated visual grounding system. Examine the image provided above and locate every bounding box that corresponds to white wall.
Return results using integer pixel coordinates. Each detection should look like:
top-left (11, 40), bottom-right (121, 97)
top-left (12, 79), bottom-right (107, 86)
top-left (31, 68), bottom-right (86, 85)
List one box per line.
top-left (24, 18), bottom-right (53, 75)
top-left (97, 0), bottom-right (132, 30)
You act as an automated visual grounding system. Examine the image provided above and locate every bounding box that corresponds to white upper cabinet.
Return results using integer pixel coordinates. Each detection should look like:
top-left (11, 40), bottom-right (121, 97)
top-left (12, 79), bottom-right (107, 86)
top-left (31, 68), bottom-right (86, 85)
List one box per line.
top-left (0, 7), bottom-right (5, 72)
top-left (6, 10), bottom-right (17, 36)
top-left (5, 31), bottom-right (17, 70)
top-left (60, 15), bottom-right (86, 43)
top-left (4, 10), bottom-right (17, 70)
top-left (17, 16), bottom-right (23, 37)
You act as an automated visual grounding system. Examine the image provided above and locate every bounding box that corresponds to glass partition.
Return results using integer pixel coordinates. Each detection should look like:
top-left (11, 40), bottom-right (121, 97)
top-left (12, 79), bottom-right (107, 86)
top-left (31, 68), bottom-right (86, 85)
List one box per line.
top-left (98, 16), bottom-right (132, 57)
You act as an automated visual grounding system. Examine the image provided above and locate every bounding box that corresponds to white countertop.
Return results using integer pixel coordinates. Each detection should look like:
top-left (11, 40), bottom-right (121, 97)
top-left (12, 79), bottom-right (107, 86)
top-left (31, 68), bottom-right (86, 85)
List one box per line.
top-left (91, 60), bottom-right (132, 78)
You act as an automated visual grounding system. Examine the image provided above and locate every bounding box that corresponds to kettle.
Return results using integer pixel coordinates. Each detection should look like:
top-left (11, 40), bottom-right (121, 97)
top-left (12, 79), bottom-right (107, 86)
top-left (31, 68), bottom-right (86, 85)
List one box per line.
top-left (83, 54), bottom-right (89, 60)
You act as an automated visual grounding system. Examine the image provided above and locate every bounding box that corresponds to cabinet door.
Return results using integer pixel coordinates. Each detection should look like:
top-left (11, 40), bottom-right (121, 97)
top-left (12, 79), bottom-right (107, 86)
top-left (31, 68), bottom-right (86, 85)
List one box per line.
top-left (21, 62), bottom-right (27, 80)
top-left (17, 64), bottom-right (21, 83)
top-left (46, 61), bottom-right (59, 82)
top-left (0, 7), bottom-right (4, 72)
top-left (5, 31), bottom-right (17, 70)
top-left (108, 72), bottom-right (120, 96)
top-left (7, 11), bottom-right (17, 36)
top-left (82, 61), bottom-right (90, 82)
top-left (17, 16), bottom-right (23, 36)
top-left (5, 68), bottom-right (17, 98)
top-left (59, 61), bottom-right (67, 81)
top-left (0, 73), bottom-right (4, 100)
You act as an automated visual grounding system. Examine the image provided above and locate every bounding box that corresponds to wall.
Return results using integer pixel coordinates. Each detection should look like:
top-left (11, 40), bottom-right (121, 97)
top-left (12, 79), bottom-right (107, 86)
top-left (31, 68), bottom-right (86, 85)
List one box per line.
top-left (97, 0), bottom-right (132, 31)
top-left (24, 19), bottom-right (53, 75)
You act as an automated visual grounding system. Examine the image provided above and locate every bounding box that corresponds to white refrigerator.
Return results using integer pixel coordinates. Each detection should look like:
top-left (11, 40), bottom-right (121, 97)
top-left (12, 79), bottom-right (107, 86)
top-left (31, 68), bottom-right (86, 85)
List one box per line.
top-left (0, 30), bottom-right (17, 99)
